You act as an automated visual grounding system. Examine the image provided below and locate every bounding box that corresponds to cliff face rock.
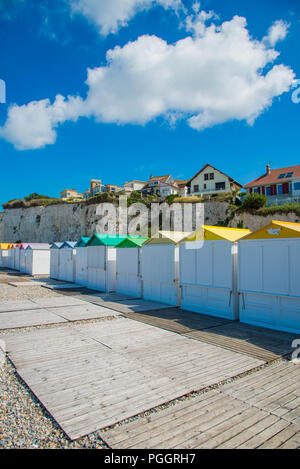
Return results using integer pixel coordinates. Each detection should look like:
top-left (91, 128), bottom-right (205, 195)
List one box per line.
top-left (0, 201), bottom-right (299, 243)
top-left (229, 211), bottom-right (300, 231)
top-left (0, 201), bottom-right (229, 243)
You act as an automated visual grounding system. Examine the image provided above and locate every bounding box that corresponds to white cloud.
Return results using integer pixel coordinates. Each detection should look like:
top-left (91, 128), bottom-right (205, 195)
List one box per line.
top-left (263, 20), bottom-right (290, 47)
top-left (71, 0), bottom-right (182, 36)
top-left (184, 4), bottom-right (218, 37)
top-left (0, 95), bottom-right (83, 150)
top-left (0, 15), bottom-right (295, 150)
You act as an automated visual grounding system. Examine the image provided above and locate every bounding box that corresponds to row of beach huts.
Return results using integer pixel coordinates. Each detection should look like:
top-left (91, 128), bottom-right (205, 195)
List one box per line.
top-left (0, 221), bottom-right (300, 334)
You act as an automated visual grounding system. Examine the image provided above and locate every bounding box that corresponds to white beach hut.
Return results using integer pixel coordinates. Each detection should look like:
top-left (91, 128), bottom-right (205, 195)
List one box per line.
top-left (24, 243), bottom-right (51, 276)
top-left (58, 242), bottom-right (76, 283)
top-left (74, 238), bottom-right (90, 287)
top-left (50, 242), bottom-right (63, 280)
top-left (238, 221), bottom-right (300, 334)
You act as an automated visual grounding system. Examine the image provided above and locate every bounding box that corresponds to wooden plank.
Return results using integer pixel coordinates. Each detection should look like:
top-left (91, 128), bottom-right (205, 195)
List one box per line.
top-left (221, 361), bottom-right (300, 425)
top-left (237, 419), bottom-right (291, 449)
top-left (97, 299), bottom-right (175, 314)
top-left (257, 424), bottom-right (300, 449)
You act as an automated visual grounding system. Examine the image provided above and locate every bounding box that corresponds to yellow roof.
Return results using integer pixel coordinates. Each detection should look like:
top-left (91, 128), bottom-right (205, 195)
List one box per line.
top-left (144, 231), bottom-right (192, 245)
top-left (184, 226), bottom-right (251, 242)
top-left (0, 243), bottom-right (16, 249)
top-left (240, 220), bottom-right (300, 240)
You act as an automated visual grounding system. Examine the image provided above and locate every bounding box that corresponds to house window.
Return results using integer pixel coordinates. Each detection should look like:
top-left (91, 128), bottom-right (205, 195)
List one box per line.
top-left (210, 173), bottom-right (214, 180)
top-left (204, 184), bottom-right (207, 189)
top-left (193, 185), bottom-right (199, 192)
top-left (277, 184), bottom-right (283, 195)
top-left (294, 182), bottom-right (300, 191)
top-left (204, 174), bottom-right (209, 181)
top-left (266, 186), bottom-right (271, 196)
top-left (215, 182), bottom-right (225, 191)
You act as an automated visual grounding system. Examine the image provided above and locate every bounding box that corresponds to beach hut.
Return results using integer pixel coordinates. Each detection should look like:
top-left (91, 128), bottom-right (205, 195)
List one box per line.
top-left (25, 243), bottom-right (51, 276)
top-left (143, 231), bottom-right (191, 246)
top-left (0, 244), bottom-right (12, 268)
top-left (13, 245), bottom-right (21, 271)
top-left (75, 237), bottom-right (90, 286)
top-left (140, 232), bottom-right (191, 306)
top-left (7, 247), bottom-right (15, 270)
top-left (183, 225), bottom-right (251, 242)
top-left (58, 242), bottom-right (77, 283)
top-left (117, 237), bottom-right (149, 248)
top-left (86, 234), bottom-right (128, 292)
top-left (238, 221), bottom-right (300, 333)
top-left (19, 243), bottom-right (30, 273)
top-left (178, 226), bottom-right (251, 319)
top-left (75, 237), bottom-right (90, 248)
top-left (50, 242), bottom-right (63, 280)
top-left (115, 237), bottom-right (149, 298)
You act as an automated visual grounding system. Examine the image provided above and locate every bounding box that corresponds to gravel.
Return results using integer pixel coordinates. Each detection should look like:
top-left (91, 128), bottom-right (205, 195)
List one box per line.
top-left (0, 281), bottom-right (61, 302)
top-left (0, 359), bottom-right (109, 449)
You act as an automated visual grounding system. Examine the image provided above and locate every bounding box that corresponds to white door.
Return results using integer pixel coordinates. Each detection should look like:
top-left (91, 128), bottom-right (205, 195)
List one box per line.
top-left (25, 250), bottom-right (33, 274)
top-left (7, 250), bottom-right (14, 269)
top-left (59, 248), bottom-right (76, 282)
top-left (238, 238), bottom-right (300, 334)
top-left (87, 246), bottom-right (116, 292)
top-left (31, 250), bottom-right (50, 276)
top-left (180, 241), bottom-right (238, 320)
top-left (76, 248), bottom-right (88, 286)
top-left (116, 248), bottom-right (142, 298)
top-left (141, 245), bottom-right (179, 306)
top-left (20, 250), bottom-right (27, 272)
top-left (0, 250), bottom-right (8, 268)
top-left (15, 248), bottom-right (20, 271)
top-left (50, 249), bottom-right (60, 279)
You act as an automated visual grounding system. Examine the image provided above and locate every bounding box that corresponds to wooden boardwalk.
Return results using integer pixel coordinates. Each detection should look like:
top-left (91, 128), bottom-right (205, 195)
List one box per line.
top-left (123, 309), bottom-right (298, 362)
top-left (101, 361), bottom-right (300, 449)
top-left (4, 318), bottom-right (263, 440)
top-left (221, 361), bottom-right (300, 426)
top-left (90, 299), bottom-right (175, 314)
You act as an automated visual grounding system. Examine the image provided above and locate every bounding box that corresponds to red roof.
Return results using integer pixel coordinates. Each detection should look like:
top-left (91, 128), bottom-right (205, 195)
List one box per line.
top-left (174, 179), bottom-right (189, 186)
top-left (148, 175), bottom-right (171, 183)
top-left (244, 165), bottom-right (300, 188)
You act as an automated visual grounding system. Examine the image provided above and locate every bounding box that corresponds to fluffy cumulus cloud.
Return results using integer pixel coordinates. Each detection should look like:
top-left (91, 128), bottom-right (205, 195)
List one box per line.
top-left (0, 95), bottom-right (83, 150)
top-left (70, 0), bottom-right (182, 36)
top-left (263, 20), bottom-right (290, 47)
top-left (0, 14), bottom-right (295, 150)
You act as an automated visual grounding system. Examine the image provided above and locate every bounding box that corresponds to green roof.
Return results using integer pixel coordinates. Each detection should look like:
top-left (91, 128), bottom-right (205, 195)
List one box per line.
top-left (118, 238), bottom-right (149, 248)
top-left (86, 234), bottom-right (128, 247)
top-left (75, 237), bottom-right (90, 248)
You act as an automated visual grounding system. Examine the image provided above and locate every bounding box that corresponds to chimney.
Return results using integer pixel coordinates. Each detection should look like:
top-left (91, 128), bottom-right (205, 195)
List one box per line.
top-left (266, 164), bottom-right (271, 175)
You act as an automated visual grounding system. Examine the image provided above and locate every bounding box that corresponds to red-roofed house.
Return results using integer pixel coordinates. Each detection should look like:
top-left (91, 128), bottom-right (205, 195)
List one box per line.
top-left (244, 164), bottom-right (300, 201)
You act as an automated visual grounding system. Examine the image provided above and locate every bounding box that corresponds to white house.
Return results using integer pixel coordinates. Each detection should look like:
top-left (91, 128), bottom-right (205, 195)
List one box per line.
top-left (123, 180), bottom-right (147, 194)
top-left (187, 164), bottom-right (242, 197)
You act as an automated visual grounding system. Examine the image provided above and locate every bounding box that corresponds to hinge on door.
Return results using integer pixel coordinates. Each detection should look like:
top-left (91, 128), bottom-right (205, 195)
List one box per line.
top-left (228, 290), bottom-right (232, 307)
top-left (239, 292), bottom-right (246, 310)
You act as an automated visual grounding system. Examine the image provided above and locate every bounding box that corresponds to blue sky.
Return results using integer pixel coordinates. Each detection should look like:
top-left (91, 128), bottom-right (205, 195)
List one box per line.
top-left (0, 0), bottom-right (299, 205)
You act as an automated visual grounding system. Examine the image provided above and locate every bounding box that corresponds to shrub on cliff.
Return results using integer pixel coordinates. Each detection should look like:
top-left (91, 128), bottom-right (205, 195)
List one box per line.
top-left (241, 193), bottom-right (267, 211)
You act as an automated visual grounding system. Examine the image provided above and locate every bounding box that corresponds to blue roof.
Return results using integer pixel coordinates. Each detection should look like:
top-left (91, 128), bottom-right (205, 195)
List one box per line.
top-left (60, 241), bottom-right (77, 249)
top-left (75, 237), bottom-right (90, 248)
top-left (50, 242), bottom-right (63, 249)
